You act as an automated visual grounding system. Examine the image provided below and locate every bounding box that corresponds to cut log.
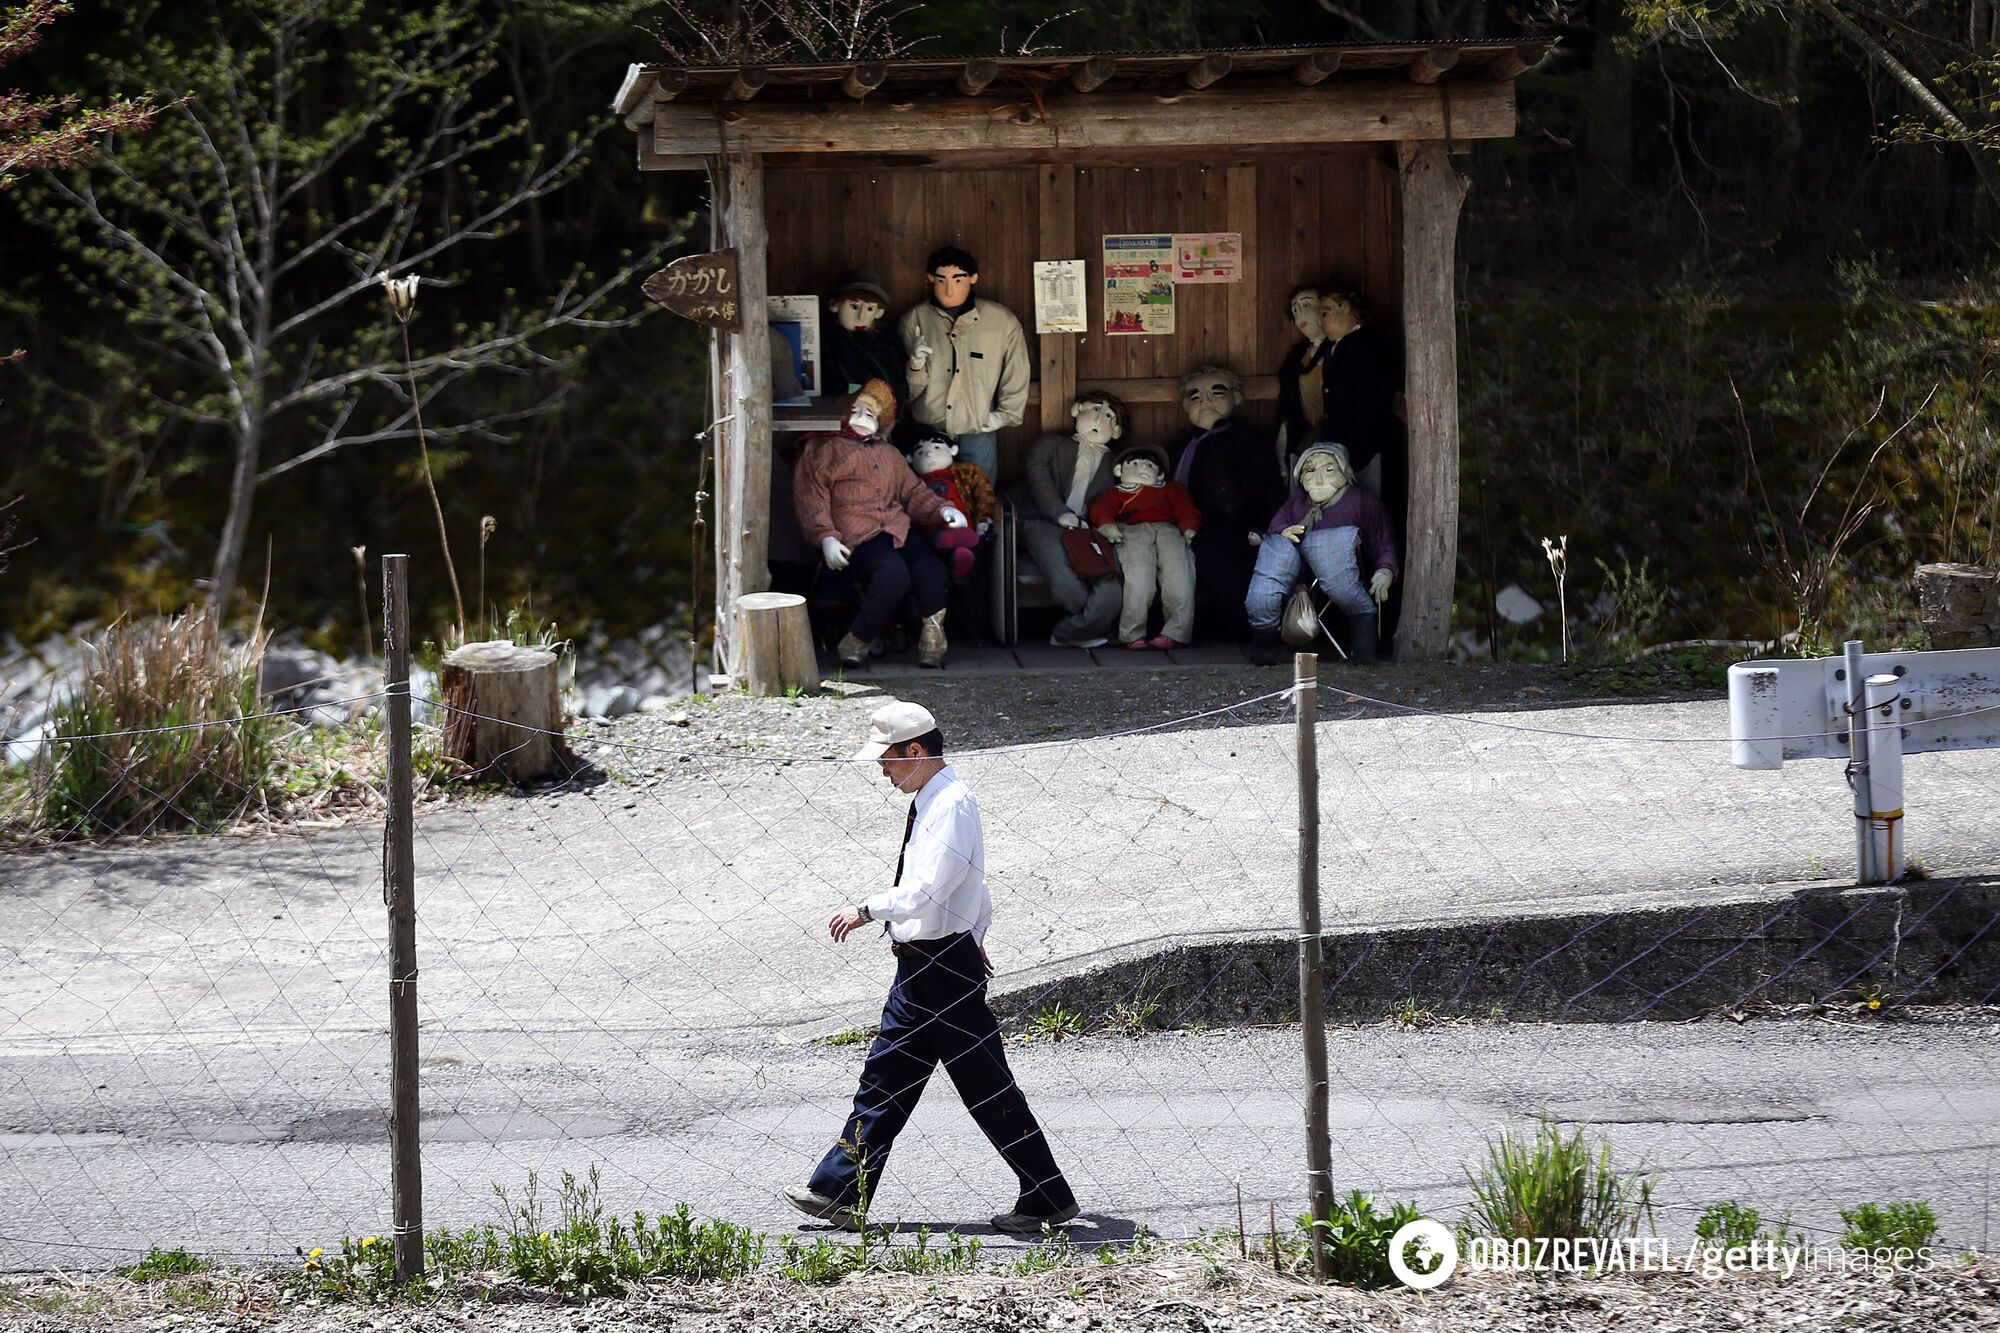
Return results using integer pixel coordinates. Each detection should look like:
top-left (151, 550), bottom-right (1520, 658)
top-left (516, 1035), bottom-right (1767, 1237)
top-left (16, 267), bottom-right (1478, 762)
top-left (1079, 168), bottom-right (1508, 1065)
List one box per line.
top-left (1915, 563), bottom-right (2000, 649)
top-left (439, 640), bottom-right (565, 781)
top-left (735, 592), bottom-right (820, 696)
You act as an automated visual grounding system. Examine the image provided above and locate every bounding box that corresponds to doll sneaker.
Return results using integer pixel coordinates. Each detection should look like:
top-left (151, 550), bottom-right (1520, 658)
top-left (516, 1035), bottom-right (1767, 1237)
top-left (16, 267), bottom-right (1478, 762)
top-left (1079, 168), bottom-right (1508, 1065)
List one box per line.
top-left (1146, 635), bottom-right (1185, 650)
top-left (836, 634), bottom-right (872, 667)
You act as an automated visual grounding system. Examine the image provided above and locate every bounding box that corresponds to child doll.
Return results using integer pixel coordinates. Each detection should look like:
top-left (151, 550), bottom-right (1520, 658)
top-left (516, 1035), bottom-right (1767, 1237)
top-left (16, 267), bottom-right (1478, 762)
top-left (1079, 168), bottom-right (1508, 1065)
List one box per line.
top-left (907, 430), bottom-right (998, 581)
top-left (1088, 443), bottom-right (1202, 650)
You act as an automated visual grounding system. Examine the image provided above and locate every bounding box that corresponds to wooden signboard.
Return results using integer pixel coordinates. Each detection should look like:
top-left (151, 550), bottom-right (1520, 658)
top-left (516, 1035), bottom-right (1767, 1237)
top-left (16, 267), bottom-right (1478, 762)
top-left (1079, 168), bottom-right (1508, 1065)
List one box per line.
top-left (642, 248), bottom-right (742, 329)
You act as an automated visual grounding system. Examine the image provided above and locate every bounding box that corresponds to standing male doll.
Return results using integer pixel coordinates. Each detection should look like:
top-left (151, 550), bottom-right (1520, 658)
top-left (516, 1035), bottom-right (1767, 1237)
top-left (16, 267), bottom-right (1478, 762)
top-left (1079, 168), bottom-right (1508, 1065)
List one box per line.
top-left (787, 703), bottom-right (1081, 1234)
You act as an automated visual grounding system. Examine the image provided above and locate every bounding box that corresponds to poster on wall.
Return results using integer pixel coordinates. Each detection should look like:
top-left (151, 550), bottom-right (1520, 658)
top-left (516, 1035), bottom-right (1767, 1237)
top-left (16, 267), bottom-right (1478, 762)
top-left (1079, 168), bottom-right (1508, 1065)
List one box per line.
top-left (766, 294), bottom-right (820, 405)
top-left (1102, 233), bottom-right (1176, 335)
top-left (1173, 232), bottom-right (1243, 284)
top-left (1033, 259), bottom-right (1088, 334)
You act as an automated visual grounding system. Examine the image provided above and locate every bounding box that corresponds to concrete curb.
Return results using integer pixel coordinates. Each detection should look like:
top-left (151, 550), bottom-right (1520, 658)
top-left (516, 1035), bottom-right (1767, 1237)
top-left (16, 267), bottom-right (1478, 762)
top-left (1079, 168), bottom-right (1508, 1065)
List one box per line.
top-left (989, 875), bottom-right (2000, 1028)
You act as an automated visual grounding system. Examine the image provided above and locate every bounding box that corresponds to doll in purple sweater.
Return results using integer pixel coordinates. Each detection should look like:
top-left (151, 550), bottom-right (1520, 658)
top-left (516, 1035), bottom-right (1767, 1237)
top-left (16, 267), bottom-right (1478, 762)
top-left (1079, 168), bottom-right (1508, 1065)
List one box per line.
top-left (1245, 443), bottom-right (1399, 664)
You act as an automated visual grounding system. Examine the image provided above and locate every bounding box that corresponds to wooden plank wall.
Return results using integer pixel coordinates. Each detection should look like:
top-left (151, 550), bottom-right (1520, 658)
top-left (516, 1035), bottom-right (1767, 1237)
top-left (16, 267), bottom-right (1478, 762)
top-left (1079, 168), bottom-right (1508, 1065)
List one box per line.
top-left (762, 149), bottom-right (1398, 486)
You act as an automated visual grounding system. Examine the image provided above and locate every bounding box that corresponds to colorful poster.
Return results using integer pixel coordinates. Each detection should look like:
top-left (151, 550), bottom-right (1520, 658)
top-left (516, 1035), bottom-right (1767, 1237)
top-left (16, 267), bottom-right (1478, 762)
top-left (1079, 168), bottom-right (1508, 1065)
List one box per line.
top-left (1102, 233), bottom-right (1176, 336)
top-left (1033, 259), bottom-right (1087, 334)
top-left (1173, 232), bottom-right (1243, 284)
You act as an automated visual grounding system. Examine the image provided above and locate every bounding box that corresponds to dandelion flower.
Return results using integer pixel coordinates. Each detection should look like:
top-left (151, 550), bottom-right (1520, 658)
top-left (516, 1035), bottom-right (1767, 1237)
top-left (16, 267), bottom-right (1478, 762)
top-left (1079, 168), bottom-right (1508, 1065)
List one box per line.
top-left (361, 1236), bottom-right (377, 1247)
top-left (309, 1247), bottom-right (323, 1258)
top-left (1868, 998), bottom-right (1882, 1011)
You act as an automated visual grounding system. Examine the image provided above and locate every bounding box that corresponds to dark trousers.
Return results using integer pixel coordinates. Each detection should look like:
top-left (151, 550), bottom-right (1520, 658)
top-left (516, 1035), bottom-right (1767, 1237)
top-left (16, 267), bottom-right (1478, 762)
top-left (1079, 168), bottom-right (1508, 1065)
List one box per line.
top-left (1191, 528), bottom-right (1255, 639)
top-left (808, 932), bottom-right (1074, 1216)
top-left (846, 533), bottom-right (948, 643)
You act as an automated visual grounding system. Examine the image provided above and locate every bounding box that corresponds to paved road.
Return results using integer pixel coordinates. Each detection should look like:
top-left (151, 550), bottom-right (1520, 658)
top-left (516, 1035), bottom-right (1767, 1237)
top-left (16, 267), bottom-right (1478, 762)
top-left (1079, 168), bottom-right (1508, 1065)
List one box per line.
top-left (3, 695), bottom-right (1997, 1268)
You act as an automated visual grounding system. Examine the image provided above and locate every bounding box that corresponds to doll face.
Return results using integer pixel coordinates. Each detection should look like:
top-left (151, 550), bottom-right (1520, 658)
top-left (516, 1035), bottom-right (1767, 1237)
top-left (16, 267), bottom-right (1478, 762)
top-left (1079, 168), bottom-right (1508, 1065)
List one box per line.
top-left (1290, 289), bottom-right (1323, 341)
top-left (832, 295), bottom-right (885, 332)
top-left (1319, 294), bottom-right (1361, 342)
top-left (926, 264), bottom-right (978, 305)
top-left (1299, 451), bottom-right (1350, 504)
top-left (1116, 457), bottom-right (1163, 490)
top-left (1180, 374), bottom-right (1239, 430)
top-left (1072, 400), bottom-right (1122, 447)
top-left (909, 438), bottom-right (956, 473)
top-left (847, 401), bottom-right (880, 437)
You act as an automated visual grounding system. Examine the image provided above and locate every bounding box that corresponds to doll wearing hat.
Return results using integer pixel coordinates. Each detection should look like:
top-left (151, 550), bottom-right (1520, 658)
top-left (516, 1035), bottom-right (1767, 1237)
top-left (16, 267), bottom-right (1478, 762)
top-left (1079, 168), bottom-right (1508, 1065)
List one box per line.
top-left (1087, 443), bottom-right (1203, 650)
top-left (825, 269), bottom-right (909, 419)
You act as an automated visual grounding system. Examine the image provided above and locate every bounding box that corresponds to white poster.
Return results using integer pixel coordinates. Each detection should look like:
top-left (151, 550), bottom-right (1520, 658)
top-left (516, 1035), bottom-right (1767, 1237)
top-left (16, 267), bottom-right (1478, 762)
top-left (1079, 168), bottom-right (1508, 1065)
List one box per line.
top-left (766, 294), bottom-right (820, 405)
top-left (1033, 259), bottom-right (1087, 334)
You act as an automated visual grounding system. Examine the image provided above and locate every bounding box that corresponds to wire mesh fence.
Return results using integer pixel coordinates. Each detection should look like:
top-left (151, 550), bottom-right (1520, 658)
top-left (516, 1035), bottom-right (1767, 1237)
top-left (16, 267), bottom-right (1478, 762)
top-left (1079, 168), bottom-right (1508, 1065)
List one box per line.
top-left (3, 581), bottom-right (1998, 1275)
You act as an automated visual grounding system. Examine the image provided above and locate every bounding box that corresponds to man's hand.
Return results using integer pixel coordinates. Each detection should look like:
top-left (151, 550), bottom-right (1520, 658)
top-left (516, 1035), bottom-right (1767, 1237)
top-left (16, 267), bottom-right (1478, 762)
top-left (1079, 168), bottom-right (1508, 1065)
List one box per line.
top-left (939, 504), bottom-right (968, 529)
top-left (1057, 511), bottom-right (1085, 530)
top-left (1370, 568), bottom-right (1395, 603)
top-left (980, 945), bottom-right (994, 979)
top-left (829, 906), bottom-right (868, 942)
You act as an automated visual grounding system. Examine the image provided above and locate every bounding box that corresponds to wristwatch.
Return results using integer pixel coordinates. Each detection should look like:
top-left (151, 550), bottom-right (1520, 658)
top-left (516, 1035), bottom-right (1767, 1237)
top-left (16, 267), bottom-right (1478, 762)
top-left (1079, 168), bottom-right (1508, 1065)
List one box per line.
top-left (856, 903), bottom-right (873, 923)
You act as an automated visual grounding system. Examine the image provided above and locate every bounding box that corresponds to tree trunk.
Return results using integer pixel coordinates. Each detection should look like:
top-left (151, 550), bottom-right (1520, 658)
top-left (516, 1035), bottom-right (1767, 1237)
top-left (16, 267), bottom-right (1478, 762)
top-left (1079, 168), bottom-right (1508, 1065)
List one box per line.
top-left (439, 640), bottom-right (567, 781)
top-left (207, 419), bottom-right (260, 614)
top-left (1584, 0), bottom-right (1634, 220)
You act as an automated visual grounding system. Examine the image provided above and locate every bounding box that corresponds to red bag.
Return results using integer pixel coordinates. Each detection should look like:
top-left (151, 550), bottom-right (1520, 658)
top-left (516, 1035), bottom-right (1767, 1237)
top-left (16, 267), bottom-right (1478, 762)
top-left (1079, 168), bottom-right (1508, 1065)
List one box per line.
top-left (1061, 527), bottom-right (1121, 581)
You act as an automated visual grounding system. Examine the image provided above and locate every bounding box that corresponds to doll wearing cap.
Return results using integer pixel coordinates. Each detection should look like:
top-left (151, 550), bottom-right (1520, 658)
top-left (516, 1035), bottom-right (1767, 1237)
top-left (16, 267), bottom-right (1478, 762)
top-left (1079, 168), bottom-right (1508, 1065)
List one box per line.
top-left (907, 431), bottom-right (998, 582)
top-left (1087, 443), bottom-right (1202, 650)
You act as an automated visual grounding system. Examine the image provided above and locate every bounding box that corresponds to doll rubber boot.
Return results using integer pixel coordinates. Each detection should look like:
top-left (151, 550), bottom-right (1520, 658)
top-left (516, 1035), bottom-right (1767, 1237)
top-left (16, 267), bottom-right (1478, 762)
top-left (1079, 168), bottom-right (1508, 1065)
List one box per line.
top-left (1345, 612), bottom-right (1379, 663)
top-left (837, 633), bottom-right (873, 668)
top-left (917, 610), bottom-right (949, 668)
top-left (1247, 626), bottom-right (1287, 666)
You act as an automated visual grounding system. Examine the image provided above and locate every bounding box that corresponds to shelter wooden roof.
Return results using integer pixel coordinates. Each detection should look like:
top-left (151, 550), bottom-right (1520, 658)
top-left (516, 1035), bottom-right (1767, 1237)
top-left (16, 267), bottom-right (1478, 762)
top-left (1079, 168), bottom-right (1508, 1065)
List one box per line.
top-left (614, 41), bottom-right (1548, 168)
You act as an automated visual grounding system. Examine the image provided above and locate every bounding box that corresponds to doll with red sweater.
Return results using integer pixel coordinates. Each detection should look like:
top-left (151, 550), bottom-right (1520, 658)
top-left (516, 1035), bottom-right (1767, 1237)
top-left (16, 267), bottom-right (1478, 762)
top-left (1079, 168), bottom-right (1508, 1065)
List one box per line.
top-left (907, 431), bottom-right (998, 581)
top-left (1088, 443), bottom-right (1202, 649)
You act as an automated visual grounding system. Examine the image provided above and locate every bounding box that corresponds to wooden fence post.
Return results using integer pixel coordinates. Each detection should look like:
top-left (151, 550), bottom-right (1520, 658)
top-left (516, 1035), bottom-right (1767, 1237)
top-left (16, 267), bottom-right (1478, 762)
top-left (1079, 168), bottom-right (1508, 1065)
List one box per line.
top-left (381, 554), bottom-right (424, 1282)
top-left (1295, 651), bottom-right (1333, 1281)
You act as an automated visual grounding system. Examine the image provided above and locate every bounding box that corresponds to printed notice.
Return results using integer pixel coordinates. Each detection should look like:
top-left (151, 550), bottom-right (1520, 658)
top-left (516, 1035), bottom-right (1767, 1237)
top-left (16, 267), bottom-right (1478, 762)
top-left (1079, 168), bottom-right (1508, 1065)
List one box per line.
top-left (1173, 232), bottom-right (1243, 284)
top-left (1102, 233), bottom-right (1176, 335)
top-left (1033, 259), bottom-right (1087, 334)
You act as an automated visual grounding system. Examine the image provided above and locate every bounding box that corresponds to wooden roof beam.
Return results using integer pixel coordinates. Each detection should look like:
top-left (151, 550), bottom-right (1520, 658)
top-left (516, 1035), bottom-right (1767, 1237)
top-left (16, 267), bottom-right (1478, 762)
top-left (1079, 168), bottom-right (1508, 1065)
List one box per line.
top-left (956, 59), bottom-right (999, 96)
top-left (1071, 56), bottom-right (1117, 93)
top-left (1290, 52), bottom-right (1342, 86)
top-left (842, 62), bottom-right (887, 99)
top-left (1185, 55), bottom-right (1231, 90)
top-left (623, 69), bottom-right (690, 129)
top-left (727, 67), bottom-right (769, 101)
top-left (1407, 50), bottom-right (1459, 84)
top-left (1483, 43), bottom-right (1549, 81)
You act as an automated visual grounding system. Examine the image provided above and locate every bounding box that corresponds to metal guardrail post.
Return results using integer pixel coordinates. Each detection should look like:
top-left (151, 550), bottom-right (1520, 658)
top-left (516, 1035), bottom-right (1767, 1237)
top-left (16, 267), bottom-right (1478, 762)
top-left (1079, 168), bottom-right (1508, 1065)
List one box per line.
top-left (381, 554), bottom-right (424, 1282)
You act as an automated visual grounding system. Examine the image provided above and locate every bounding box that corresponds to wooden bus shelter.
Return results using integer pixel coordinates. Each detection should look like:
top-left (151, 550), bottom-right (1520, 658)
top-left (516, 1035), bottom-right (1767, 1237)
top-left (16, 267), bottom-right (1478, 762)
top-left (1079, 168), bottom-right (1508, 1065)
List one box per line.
top-left (611, 41), bottom-right (1544, 672)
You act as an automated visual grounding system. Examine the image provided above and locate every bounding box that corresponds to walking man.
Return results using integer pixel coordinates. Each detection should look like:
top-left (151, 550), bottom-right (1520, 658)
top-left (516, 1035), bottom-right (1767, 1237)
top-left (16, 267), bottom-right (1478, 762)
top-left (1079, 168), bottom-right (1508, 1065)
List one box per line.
top-left (785, 702), bottom-right (1080, 1234)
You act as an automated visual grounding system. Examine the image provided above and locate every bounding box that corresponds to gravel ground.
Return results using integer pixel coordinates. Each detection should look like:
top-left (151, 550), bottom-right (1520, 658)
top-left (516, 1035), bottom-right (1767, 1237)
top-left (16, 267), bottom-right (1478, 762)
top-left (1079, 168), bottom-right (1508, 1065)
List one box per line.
top-left (3, 1252), bottom-right (1994, 1332)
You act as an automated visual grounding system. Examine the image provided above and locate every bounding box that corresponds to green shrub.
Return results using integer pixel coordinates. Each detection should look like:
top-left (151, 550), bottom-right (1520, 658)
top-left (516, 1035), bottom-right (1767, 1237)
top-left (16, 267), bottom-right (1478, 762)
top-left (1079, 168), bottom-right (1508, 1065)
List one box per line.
top-left (1464, 1119), bottom-right (1656, 1246)
top-left (34, 609), bottom-right (282, 838)
top-left (117, 1246), bottom-right (212, 1282)
top-left (1694, 1200), bottom-right (1802, 1250)
top-left (1301, 1191), bottom-right (1426, 1288)
top-left (1839, 1201), bottom-right (1938, 1256)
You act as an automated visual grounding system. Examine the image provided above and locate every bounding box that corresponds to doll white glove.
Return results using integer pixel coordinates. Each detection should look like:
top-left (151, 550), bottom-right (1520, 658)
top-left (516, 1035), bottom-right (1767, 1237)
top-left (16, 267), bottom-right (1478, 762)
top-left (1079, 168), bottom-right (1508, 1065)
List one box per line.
top-left (939, 505), bottom-right (968, 529)
top-left (1248, 532), bottom-right (1263, 548)
top-left (1057, 511), bottom-right (1085, 530)
top-left (981, 409), bottom-right (1007, 433)
top-left (1182, 528), bottom-right (1197, 544)
top-left (1370, 568), bottom-right (1395, 603)
top-left (820, 536), bottom-right (852, 571)
top-left (1282, 524), bottom-right (1307, 545)
top-left (1097, 523), bottom-right (1123, 545)
top-left (908, 340), bottom-right (933, 372)
top-left (976, 519), bottom-right (993, 535)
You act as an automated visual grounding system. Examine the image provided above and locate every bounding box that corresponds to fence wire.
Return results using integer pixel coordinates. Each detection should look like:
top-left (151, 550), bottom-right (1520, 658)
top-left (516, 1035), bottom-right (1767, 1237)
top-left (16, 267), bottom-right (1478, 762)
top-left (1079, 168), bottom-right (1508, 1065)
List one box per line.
top-left (1, 669), bottom-right (1996, 1273)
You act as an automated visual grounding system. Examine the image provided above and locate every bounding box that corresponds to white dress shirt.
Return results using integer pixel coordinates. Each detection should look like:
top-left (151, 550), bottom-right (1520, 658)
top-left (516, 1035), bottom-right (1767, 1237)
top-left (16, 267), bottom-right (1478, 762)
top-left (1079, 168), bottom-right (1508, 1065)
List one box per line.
top-left (1064, 439), bottom-right (1108, 517)
top-left (865, 764), bottom-right (990, 944)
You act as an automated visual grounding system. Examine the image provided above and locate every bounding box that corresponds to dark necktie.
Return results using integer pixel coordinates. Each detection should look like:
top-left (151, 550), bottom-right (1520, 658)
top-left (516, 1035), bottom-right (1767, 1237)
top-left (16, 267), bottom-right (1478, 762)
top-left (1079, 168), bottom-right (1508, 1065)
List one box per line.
top-left (892, 801), bottom-right (917, 885)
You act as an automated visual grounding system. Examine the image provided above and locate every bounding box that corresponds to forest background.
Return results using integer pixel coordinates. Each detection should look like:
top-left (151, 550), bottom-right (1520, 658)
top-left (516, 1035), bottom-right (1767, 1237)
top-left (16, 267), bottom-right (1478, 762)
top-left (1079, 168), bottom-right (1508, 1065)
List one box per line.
top-left (3, 0), bottom-right (1998, 664)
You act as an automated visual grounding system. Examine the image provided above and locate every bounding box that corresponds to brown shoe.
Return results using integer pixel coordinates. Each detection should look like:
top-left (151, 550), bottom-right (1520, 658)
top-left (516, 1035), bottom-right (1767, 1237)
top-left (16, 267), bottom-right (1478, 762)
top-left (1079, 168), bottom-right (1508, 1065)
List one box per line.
top-left (917, 610), bottom-right (948, 668)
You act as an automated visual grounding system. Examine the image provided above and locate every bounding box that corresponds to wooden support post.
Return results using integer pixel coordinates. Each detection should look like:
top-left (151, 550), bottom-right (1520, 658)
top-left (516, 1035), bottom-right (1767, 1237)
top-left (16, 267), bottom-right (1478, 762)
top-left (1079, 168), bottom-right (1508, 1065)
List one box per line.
top-left (718, 152), bottom-right (773, 678)
top-left (380, 554), bottom-right (424, 1285)
top-left (1036, 165), bottom-right (1078, 435)
top-left (727, 67), bottom-right (768, 101)
top-left (1408, 50), bottom-right (1459, 84)
top-left (956, 59), bottom-right (999, 96)
top-left (1291, 52), bottom-right (1342, 86)
top-left (653, 69), bottom-right (689, 103)
top-left (1294, 652), bottom-right (1332, 1283)
top-left (735, 592), bottom-right (819, 695)
top-left (1071, 56), bottom-right (1117, 93)
top-left (842, 62), bottom-right (886, 99)
top-left (1185, 55), bottom-right (1232, 90)
top-left (1396, 141), bottom-right (1468, 661)
top-left (1484, 43), bottom-right (1547, 82)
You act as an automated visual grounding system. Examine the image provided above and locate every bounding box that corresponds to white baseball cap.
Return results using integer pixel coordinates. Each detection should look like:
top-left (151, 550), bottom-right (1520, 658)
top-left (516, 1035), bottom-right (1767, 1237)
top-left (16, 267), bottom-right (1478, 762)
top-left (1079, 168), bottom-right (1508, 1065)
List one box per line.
top-left (854, 701), bottom-right (938, 761)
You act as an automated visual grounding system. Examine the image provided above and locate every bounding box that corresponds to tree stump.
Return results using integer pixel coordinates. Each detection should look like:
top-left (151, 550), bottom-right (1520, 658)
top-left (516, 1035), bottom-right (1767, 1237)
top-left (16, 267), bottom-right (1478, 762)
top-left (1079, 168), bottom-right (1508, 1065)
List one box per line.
top-left (734, 592), bottom-right (819, 696)
top-left (1914, 563), bottom-right (2000, 650)
top-left (439, 640), bottom-right (565, 781)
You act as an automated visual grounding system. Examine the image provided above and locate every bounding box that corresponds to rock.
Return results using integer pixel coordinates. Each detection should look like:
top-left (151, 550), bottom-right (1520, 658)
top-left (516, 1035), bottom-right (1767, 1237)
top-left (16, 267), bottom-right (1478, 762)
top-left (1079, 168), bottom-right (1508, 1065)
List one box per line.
top-left (259, 641), bottom-right (335, 699)
top-left (663, 711), bottom-right (692, 727)
top-left (1494, 584), bottom-right (1544, 625)
top-left (3, 723), bottom-right (46, 767)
